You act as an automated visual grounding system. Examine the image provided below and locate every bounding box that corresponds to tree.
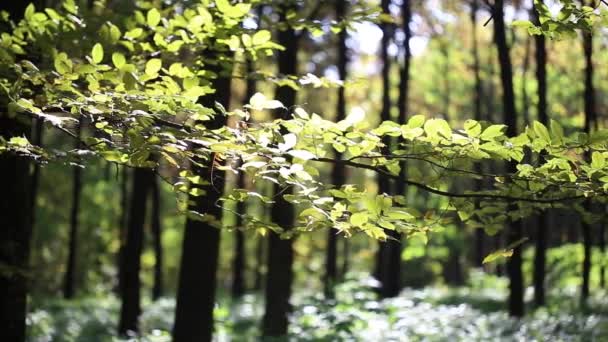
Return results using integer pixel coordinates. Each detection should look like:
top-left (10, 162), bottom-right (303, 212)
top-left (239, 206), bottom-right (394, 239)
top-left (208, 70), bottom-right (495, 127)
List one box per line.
top-left (262, 4), bottom-right (298, 337)
top-left (581, 5), bottom-right (596, 305)
top-left (64, 120), bottom-right (83, 299)
top-left (491, 0), bottom-right (524, 317)
top-left (324, 0), bottom-right (348, 299)
top-left (374, 0), bottom-right (402, 299)
top-left (173, 60), bottom-right (232, 341)
top-left (118, 167), bottom-right (153, 335)
top-left (150, 175), bottom-right (163, 300)
top-left (532, 0), bottom-right (549, 308)
top-left (470, 0), bottom-right (485, 268)
top-left (0, 2), bottom-right (40, 341)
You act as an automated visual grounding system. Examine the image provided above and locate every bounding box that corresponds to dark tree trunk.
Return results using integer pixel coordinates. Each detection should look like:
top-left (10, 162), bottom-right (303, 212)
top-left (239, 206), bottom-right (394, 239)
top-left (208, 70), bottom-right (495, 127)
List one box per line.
top-left (261, 5), bottom-right (298, 337)
top-left (532, 2), bottom-right (548, 308)
top-left (492, 0), bottom-right (524, 317)
top-left (172, 59), bottom-right (232, 341)
top-left (0, 117), bottom-right (32, 342)
top-left (64, 122), bottom-right (83, 299)
top-left (600, 223), bottom-right (606, 289)
top-left (341, 237), bottom-right (350, 280)
top-left (117, 165), bottom-right (129, 296)
top-left (28, 119), bottom-right (43, 233)
top-left (118, 168), bottom-right (153, 335)
top-left (231, 41), bottom-right (259, 299)
top-left (374, 0), bottom-right (402, 299)
top-left (254, 234), bottom-right (265, 291)
top-left (150, 175), bottom-right (163, 300)
top-left (581, 23), bottom-right (596, 305)
top-left (325, 0), bottom-right (348, 300)
top-left (231, 171), bottom-right (246, 299)
top-left (471, 0), bottom-right (485, 268)
top-left (0, 3), bottom-right (38, 341)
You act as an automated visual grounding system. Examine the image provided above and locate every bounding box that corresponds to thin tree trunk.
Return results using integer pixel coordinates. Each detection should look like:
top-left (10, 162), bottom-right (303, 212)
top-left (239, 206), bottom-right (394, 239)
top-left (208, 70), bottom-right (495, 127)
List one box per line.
top-left (261, 5), bottom-right (298, 336)
top-left (254, 234), bottom-right (265, 291)
top-left (325, 0), bottom-right (348, 299)
top-left (117, 165), bottom-right (129, 296)
top-left (374, 0), bottom-right (401, 299)
top-left (172, 57), bottom-right (232, 341)
top-left (492, 0), bottom-right (524, 317)
top-left (0, 3), bottom-right (38, 341)
top-left (29, 119), bottom-right (43, 233)
top-left (64, 121), bottom-right (83, 299)
top-left (471, 0), bottom-right (485, 268)
top-left (532, 2), bottom-right (548, 308)
top-left (231, 171), bottom-right (246, 299)
top-left (150, 175), bottom-right (163, 300)
top-left (118, 167), bottom-right (153, 335)
top-left (581, 22), bottom-right (595, 305)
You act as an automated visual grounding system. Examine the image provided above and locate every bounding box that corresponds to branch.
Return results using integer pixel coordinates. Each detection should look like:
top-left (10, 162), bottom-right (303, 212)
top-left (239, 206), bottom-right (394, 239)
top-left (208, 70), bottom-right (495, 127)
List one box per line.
top-left (313, 157), bottom-right (585, 204)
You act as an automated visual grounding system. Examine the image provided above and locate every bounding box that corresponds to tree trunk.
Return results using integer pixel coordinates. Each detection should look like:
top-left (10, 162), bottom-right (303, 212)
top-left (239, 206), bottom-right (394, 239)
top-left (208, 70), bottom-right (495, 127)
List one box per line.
top-left (262, 5), bottom-right (298, 337)
top-left (28, 119), bottom-right (43, 234)
top-left (64, 121), bottom-right (83, 299)
top-left (471, 0), bottom-right (485, 268)
top-left (581, 23), bottom-right (596, 305)
top-left (0, 116), bottom-right (33, 342)
top-left (254, 234), bottom-right (265, 291)
top-left (0, 3), bottom-right (38, 341)
top-left (118, 168), bottom-right (153, 335)
top-left (150, 175), bottom-right (163, 300)
top-left (532, 2), bottom-right (548, 308)
top-left (172, 57), bottom-right (232, 341)
top-left (231, 171), bottom-right (246, 299)
top-left (374, 0), bottom-right (402, 299)
top-left (492, 0), bottom-right (524, 317)
top-left (231, 42), bottom-right (260, 299)
top-left (117, 165), bottom-right (129, 295)
top-left (325, 0), bottom-right (348, 300)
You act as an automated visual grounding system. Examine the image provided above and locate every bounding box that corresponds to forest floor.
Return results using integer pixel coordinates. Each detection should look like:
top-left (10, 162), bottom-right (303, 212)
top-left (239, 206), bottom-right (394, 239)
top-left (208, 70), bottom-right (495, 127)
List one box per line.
top-left (27, 272), bottom-right (608, 341)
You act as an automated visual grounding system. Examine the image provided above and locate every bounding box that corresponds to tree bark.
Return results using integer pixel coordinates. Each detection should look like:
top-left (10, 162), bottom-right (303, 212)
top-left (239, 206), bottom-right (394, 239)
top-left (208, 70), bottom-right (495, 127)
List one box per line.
top-left (374, 0), bottom-right (402, 299)
top-left (325, 0), bottom-right (348, 300)
top-left (118, 167), bottom-right (153, 335)
top-left (471, 0), bottom-right (485, 268)
top-left (532, 2), bottom-right (548, 308)
top-left (581, 23), bottom-right (596, 305)
top-left (116, 165), bottom-right (129, 296)
top-left (261, 5), bottom-right (298, 337)
top-left (0, 3), bottom-right (38, 341)
top-left (150, 175), bottom-right (163, 300)
top-left (231, 171), bottom-right (246, 299)
top-left (492, 0), bottom-right (524, 317)
top-left (172, 58), bottom-right (232, 341)
top-left (64, 121), bottom-right (83, 299)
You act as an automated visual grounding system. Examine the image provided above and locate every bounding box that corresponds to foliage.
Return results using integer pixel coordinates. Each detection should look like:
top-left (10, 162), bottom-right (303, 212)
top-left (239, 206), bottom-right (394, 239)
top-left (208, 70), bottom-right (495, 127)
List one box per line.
top-left (26, 274), bottom-right (608, 341)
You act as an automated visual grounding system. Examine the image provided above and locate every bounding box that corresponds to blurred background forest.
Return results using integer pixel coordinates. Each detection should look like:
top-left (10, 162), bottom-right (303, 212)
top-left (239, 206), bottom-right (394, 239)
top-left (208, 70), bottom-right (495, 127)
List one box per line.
top-left (4, 0), bottom-right (608, 341)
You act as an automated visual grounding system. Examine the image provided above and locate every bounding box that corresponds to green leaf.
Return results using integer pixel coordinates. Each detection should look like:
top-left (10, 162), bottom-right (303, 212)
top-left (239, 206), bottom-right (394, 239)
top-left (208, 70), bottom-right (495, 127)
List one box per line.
top-left (591, 152), bottom-right (605, 169)
top-left (350, 212), bottom-right (368, 227)
top-left (407, 114), bottom-right (425, 128)
top-left (480, 124), bottom-right (506, 140)
top-left (112, 52), bottom-right (126, 69)
top-left (145, 58), bottom-right (162, 76)
top-left (252, 30), bottom-right (272, 45)
top-left (464, 119), bottom-right (481, 137)
top-left (482, 249), bottom-right (513, 264)
top-left (248, 92), bottom-right (283, 110)
top-left (216, 0), bottom-right (251, 18)
top-left (91, 43), bottom-right (104, 64)
top-left (550, 120), bottom-right (564, 144)
top-left (288, 150), bottom-right (316, 160)
top-left (147, 8), bottom-right (161, 27)
top-left (533, 121), bottom-right (551, 144)
top-left (424, 118), bottom-right (451, 139)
